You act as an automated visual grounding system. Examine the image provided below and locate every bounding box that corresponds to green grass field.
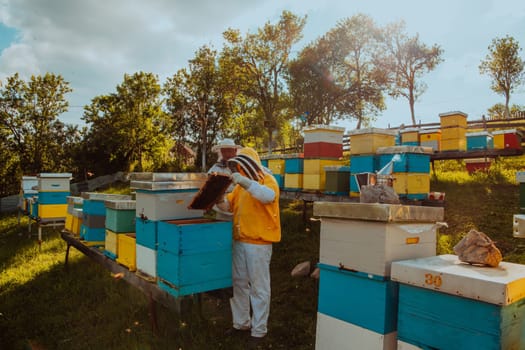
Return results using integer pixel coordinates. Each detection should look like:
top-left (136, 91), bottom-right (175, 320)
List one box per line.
top-left (1, 158), bottom-right (525, 349)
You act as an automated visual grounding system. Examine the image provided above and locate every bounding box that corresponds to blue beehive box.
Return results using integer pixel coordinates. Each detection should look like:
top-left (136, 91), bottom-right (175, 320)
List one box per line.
top-left (376, 146), bottom-right (432, 174)
top-left (350, 155), bottom-right (378, 173)
top-left (135, 218), bottom-right (158, 249)
top-left (37, 191), bottom-right (70, 204)
top-left (317, 263), bottom-right (398, 334)
top-left (467, 131), bottom-right (494, 150)
top-left (79, 224), bottom-right (105, 242)
top-left (284, 157), bottom-right (304, 173)
top-left (273, 174), bottom-right (284, 188)
top-left (392, 255), bottom-right (525, 350)
top-left (156, 218), bottom-right (232, 297)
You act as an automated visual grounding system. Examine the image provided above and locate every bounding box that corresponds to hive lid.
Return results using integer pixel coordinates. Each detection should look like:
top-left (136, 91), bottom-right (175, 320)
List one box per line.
top-left (376, 146), bottom-right (434, 154)
top-left (304, 125), bottom-right (345, 133)
top-left (104, 199), bottom-right (136, 210)
top-left (130, 180), bottom-right (204, 191)
top-left (129, 172), bottom-right (207, 182)
top-left (81, 192), bottom-right (132, 201)
top-left (313, 202), bottom-right (444, 222)
top-left (439, 111), bottom-right (467, 118)
top-left (66, 196), bottom-right (83, 205)
top-left (347, 128), bottom-right (397, 136)
top-left (391, 254), bottom-right (525, 305)
top-left (37, 173), bottom-right (73, 178)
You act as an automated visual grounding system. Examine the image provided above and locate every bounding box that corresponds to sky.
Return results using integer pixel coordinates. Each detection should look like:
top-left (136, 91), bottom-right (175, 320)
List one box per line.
top-left (0, 0), bottom-right (524, 133)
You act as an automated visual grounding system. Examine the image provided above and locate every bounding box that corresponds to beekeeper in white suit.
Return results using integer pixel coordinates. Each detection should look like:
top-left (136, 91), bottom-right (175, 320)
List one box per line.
top-left (207, 138), bottom-right (242, 221)
top-left (216, 147), bottom-right (281, 344)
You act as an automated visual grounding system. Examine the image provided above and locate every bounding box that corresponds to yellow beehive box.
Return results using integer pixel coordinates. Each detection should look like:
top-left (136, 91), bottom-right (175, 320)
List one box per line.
top-left (105, 229), bottom-right (120, 256)
top-left (419, 129), bottom-right (441, 151)
top-left (441, 138), bottom-right (467, 151)
top-left (493, 132), bottom-right (505, 149)
top-left (303, 174), bottom-right (324, 191)
top-left (304, 159), bottom-right (345, 174)
top-left (441, 126), bottom-right (466, 140)
top-left (400, 128), bottom-right (419, 143)
top-left (65, 214), bottom-right (73, 232)
top-left (71, 216), bottom-right (82, 235)
top-left (284, 173), bottom-right (303, 189)
top-left (439, 111), bottom-right (467, 128)
top-left (392, 173), bottom-right (430, 195)
top-left (38, 204), bottom-right (67, 219)
top-left (268, 158), bottom-right (285, 175)
top-left (116, 233), bottom-right (136, 271)
top-left (348, 128), bottom-right (397, 155)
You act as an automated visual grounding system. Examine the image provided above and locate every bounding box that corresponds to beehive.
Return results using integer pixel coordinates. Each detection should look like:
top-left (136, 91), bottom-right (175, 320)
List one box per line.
top-left (37, 173), bottom-right (72, 192)
top-left (105, 200), bottom-right (136, 233)
top-left (348, 128), bottom-right (396, 155)
top-left (418, 129), bottom-right (441, 152)
top-left (116, 233), bottom-right (137, 271)
top-left (314, 202), bottom-right (444, 277)
top-left (324, 166), bottom-right (350, 195)
top-left (156, 218), bottom-right (232, 297)
top-left (400, 128), bottom-right (419, 145)
top-left (391, 255), bottom-right (525, 350)
top-left (439, 111), bottom-right (467, 128)
top-left (466, 131), bottom-right (493, 150)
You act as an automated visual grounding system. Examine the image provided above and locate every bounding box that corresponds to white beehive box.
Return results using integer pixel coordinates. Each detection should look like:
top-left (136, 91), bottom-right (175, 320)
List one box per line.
top-left (38, 173), bottom-right (72, 192)
top-left (513, 214), bottom-right (525, 238)
top-left (314, 202), bottom-right (444, 277)
top-left (303, 125), bottom-right (345, 144)
top-left (315, 312), bottom-right (397, 350)
top-left (136, 243), bottom-right (157, 279)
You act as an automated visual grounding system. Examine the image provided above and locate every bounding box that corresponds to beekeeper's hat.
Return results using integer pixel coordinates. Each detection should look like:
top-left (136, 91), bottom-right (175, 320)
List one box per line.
top-left (211, 138), bottom-right (242, 153)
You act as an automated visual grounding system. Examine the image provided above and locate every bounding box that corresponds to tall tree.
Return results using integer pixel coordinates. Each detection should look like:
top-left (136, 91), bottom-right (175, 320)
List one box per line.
top-left (0, 73), bottom-right (74, 175)
top-left (221, 10), bottom-right (306, 152)
top-left (380, 21), bottom-right (443, 125)
top-left (164, 45), bottom-right (231, 171)
top-left (82, 72), bottom-right (168, 174)
top-left (479, 36), bottom-right (525, 119)
top-left (327, 14), bottom-right (388, 129)
top-left (288, 37), bottom-right (343, 125)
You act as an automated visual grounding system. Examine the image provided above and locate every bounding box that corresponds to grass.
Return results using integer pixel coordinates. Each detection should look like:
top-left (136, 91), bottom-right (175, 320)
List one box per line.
top-left (1, 157), bottom-right (525, 349)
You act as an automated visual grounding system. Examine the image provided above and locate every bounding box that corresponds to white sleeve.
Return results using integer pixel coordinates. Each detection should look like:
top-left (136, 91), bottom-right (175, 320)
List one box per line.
top-left (247, 182), bottom-right (275, 204)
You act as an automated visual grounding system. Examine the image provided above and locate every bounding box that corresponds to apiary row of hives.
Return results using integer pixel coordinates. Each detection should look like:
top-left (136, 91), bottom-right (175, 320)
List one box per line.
top-left (63, 172), bottom-right (233, 298)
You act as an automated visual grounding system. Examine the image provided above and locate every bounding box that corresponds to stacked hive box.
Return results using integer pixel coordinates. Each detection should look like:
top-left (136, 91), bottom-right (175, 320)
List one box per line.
top-left (104, 200), bottom-right (136, 261)
top-left (283, 153), bottom-right (304, 191)
top-left (156, 218), bottom-right (232, 297)
top-left (65, 196), bottom-right (83, 235)
top-left (392, 255), bottom-right (525, 349)
top-left (303, 125), bottom-right (345, 191)
top-left (36, 173), bottom-right (72, 221)
top-left (313, 202), bottom-right (444, 350)
top-left (324, 166), bottom-right (350, 195)
top-left (418, 129), bottom-right (441, 152)
top-left (265, 154), bottom-right (285, 188)
top-left (439, 111), bottom-right (467, 151)
top-left (377, 146), bottom-right (432, 200)
top-left (348, 128), bottom-right (397, 197)
top-left (466, 131), bottom-right (493, 150)
top-left (493, 129), bottom-right (522, 149)
top-left (19, 176), bottom-right (38, 213)
top-left (80, 192), bottom-right (131, 243)
top-left (131, 172), bottom-right (207, 281)
top-left (314, 202), bottom-right (444, 350)
top-left (399, 128), bottom-right (419, 146)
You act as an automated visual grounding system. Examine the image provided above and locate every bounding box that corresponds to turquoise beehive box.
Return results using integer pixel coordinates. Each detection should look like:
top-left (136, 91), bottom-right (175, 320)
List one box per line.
top-left (156, 218), bottom-right (232, 297)
top-left (105, 200), bottom-right (136, 233)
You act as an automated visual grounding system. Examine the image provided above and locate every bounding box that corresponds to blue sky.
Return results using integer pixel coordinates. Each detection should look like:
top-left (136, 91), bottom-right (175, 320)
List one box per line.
top-left (0, 0), bottom-right (524, 132)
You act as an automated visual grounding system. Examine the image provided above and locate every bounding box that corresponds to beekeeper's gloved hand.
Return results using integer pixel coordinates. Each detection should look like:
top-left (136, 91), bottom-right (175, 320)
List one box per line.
top-left (231, 172), bottom-right (253, 190)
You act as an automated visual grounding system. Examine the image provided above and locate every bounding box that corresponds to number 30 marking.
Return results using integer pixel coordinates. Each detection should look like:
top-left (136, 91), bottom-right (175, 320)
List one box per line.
top-left (424, 273), bottom-right (442, 287)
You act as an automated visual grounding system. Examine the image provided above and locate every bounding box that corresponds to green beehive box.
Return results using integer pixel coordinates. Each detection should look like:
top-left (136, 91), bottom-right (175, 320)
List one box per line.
top-left (324, 166), bottom-right (350, 195)
top-left (105, 200), bottom-right (136, 233)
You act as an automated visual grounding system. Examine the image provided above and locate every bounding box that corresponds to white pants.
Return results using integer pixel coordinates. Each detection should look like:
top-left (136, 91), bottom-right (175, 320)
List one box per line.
top-left (230, 241), bottom-right (272, 338)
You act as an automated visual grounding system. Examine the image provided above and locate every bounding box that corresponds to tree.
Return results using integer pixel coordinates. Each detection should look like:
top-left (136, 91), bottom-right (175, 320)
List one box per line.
top-left (221, 10), bottom-right (306, 152)
top-left (326, 14), bottom-right (388, 129)
top-left (380, 21), bottom-right (443, 125)
top-left (288, 37), bottom-right (344, 125)
top-left (0, 73), bottom-right (75, 175)
top-left (486, 103), bottom-right (525, 120)
top-left (82, 72), bottom-right (168, 174)
top-left (164, 45), bottom-right (233, 171)
top-left (479, 36), bottom-right (525, 119)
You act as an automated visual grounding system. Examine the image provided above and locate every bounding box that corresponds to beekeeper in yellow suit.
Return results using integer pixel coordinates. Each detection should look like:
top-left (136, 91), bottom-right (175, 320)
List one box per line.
top-left (216, 147), bottom-right (281, 342)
